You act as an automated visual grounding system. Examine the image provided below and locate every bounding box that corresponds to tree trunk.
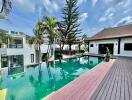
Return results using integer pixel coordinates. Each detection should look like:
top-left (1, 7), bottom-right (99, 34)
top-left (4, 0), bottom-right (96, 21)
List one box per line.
top-left (39, 45), bottom-right (41, 64)
top-left (78, 44), bottom-right (81, 53)
top-left (46, 42), bottom-right (51, 62)
top-left (69, 44), bottom-right (72, 55)
top-left (61, 42), bottom-right (64, 51)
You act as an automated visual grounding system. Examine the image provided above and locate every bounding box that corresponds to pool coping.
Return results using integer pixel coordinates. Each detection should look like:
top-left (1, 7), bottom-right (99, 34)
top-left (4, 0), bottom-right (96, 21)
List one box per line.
top-left (43, 59), bottom-right (115, 100)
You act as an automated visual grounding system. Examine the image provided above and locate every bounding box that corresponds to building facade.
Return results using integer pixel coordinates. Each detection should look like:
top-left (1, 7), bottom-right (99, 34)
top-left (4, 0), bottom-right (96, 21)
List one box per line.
top-left (0, 30), bottom-right (77, 68)
top-left (0, 31), bottom-right (37, 69)
top-left (88, 24), bottom-right (132, 57)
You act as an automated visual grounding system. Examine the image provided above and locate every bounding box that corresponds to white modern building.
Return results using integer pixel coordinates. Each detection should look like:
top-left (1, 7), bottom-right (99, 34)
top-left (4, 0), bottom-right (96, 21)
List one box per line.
top-left (0, 30), bottom-right (60, 69)
top-left (0, 29), bottom-right (78, 69)
top-left (88, 24), bottom-right (132, 57)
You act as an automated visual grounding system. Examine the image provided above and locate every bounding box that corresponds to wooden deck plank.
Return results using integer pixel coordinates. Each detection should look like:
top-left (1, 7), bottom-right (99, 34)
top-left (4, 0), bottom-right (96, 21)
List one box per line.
top-left (91, 57), bottom-right (132, 100)
top-left (110, 61), bottom-right (121, 100)
top-left (105, 63), bottom-right (119, 100)
top-left (44, 57), bottom-right (132, 100)
top-left (114, 62), bottom-right (121, 100)
top-left (90, 64), bottom-right (116, 100)
top-left (95, 65), bottom-right (117, 100)
top-left (44, 61), bottom-right (114, 100)
top-left (93, 59), bottom-right (119, 100)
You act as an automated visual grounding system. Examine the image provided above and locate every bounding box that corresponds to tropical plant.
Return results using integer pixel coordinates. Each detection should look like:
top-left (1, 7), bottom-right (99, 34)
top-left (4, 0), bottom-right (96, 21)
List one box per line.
top-left (55, 21), bottom-right (66, 52)
top-left (28, 21), bottom-right (46, 64)
top-left (42, 16), bottom-right (59, 59)
top-left (62, 0), bottom-right (81, 54)
top-left (0, 31), bottom-right (13, 47)
top-left (0, 0), bottom-right (12, 19)
top-left (104, 47), bottom-right (111, 62)
top-left (82, 34), bottom-right (88, 41)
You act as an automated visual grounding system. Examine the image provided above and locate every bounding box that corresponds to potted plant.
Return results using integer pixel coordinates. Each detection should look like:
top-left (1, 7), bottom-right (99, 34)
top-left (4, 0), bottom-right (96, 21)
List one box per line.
top-left (104, 47), bottom-right (111, 62)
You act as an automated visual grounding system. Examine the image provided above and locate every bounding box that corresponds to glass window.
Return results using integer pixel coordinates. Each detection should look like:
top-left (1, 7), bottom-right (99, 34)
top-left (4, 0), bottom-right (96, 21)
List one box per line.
top-left (10, 55), bottom-right (24, 67)
top-left (90, 44), bottom-right (94, 47)
top-left (124, 43), bottom-right (132, 51)
top-left (1, 56), bottom-right (8, 68)
top-left (31, 54), bottom-right (34, 63)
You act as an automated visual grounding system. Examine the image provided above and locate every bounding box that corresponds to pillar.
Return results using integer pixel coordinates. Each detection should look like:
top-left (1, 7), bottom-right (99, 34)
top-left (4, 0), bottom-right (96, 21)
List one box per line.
top-left (0, 55), bottom-right (1, 69)
top-left (8, 56), bottom-right (11, 68)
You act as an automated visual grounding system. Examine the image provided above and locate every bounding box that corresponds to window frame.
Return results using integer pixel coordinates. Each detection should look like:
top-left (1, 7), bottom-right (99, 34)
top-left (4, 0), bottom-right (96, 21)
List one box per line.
top-left (31, 54), bottom-right (34, 63)
top-left (124, 43), bottom-right (132, 51)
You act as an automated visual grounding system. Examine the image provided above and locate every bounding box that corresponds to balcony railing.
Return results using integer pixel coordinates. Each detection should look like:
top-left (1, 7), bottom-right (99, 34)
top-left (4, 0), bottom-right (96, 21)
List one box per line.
top-left (0, 44), bottom-right (23, 48)
top-left (8, 44), bottom-right (23, 48)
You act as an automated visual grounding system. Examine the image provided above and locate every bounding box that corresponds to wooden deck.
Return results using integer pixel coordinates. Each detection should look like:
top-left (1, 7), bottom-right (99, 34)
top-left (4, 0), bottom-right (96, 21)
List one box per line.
top-left (91, 57), bottom-right (132, 100)
top-left (44, 60), bottom-right (115, 100)
top-left (44, 57), bottom-right (132, 100)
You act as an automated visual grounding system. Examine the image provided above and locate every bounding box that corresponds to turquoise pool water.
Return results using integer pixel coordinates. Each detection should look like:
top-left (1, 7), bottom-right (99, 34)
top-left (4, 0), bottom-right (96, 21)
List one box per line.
top-left (0, 56), bottom-right (103, 100)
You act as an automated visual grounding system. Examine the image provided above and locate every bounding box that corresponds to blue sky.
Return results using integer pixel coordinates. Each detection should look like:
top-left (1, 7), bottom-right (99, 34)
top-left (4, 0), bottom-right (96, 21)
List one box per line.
top-left (0, 0), bottom-right (132, 36)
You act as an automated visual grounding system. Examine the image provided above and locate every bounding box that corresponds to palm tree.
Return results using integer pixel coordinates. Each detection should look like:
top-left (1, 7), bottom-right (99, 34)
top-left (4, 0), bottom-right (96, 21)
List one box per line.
top-left (28, 21), bottom-right (46, 64)
top-left (42, 16), bottom-right (59, 60)
top-left (0, 0), bottom-right (12, 19)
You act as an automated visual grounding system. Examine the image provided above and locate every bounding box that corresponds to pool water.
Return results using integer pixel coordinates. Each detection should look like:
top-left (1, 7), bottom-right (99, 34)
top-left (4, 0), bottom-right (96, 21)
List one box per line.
top-left (0, 56), bottom-right (103, 100)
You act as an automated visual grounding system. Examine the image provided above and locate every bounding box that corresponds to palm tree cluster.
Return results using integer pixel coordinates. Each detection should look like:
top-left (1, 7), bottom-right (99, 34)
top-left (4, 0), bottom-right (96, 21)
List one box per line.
top-left (29, 0), bottom-right (82, 63)
top-left (29, 16), bottom-right (60, 63)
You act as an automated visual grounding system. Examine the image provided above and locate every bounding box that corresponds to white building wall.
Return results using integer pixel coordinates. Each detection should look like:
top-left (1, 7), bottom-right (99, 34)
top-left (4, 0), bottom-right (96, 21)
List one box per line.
top-left (120, 37), bottom-right (132, 57)
top-left (89, 39), bottom-right (118, 55)
top-left (23, 44), bottom-right (36, 66)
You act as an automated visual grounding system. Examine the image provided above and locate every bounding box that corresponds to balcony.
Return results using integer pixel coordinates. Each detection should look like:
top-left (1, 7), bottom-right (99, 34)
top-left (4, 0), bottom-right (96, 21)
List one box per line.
top-left (0, 44), bottom-right (24, 56)
top-left (8, 44), bottom-right (23, 48)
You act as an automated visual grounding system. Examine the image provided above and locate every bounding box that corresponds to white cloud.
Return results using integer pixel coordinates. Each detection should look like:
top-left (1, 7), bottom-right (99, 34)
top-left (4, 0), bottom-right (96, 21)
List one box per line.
top-left (115, 16), bottom-right (132, 26)
top-left (117, 0), bottom-right (132, 8)
top-left (42, 0), bottom-right (61, 13)
top-left (78, 0), bottom-right (87, 5)
top-left (91, 0), bottom-right (98, 6)
top-left (79, 13), bottom-right (88, 22)
top-left (15, 0), bottom-right (36, 13)
top-left (99, 7), bottom-right (115, 22)
top-left (14, 0), bottom-right (64, 13)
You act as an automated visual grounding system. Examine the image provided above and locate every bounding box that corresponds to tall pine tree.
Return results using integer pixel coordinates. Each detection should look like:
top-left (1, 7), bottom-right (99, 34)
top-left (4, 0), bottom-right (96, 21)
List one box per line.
top-left (62, 0), bottom-right (81, 54)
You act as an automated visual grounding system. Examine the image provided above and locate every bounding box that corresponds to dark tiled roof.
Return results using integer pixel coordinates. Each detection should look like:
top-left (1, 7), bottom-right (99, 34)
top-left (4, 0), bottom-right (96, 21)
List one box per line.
top-left (89, 24), bottom-right (132, 41)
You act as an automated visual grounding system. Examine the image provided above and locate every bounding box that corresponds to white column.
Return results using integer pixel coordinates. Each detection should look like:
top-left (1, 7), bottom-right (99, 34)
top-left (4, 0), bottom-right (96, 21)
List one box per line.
top-left (0, 55), bottom-right (1, 69)
top-left (8, 56), bottom-right (11, 68)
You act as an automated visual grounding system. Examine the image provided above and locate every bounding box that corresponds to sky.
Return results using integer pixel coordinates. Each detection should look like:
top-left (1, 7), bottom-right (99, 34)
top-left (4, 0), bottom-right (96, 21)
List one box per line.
top-left (0, 0), bottom-right (132, 36)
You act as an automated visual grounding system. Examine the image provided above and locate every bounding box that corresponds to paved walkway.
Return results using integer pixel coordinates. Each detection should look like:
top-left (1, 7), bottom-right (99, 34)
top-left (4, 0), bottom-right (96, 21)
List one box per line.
top-left (44, 60), bottom-right (114, 100)
top-left (91, 57), bottom-right (132, 100)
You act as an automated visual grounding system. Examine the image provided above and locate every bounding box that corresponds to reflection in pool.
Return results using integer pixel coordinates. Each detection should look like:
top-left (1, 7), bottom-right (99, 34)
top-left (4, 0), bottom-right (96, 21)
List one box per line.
top-left (0, 56), bottom-right (103, 100)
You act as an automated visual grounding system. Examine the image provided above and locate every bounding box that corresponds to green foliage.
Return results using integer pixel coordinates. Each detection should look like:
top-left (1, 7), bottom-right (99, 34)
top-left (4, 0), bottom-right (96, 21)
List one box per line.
top-left (82, 34), bottom-right (88, 41)
top-left (104, 47), bottom-right (111, 62)
top-left (28, 21), bottom-right (45, 47)
top-left (62, 0), bottom-right (81, 42)
top-left (61, 0), bottom-right (81, 54)
top-left (42, 16), bottom-right (59, 44)
top-left (0, 32), bottom-right (13, 46)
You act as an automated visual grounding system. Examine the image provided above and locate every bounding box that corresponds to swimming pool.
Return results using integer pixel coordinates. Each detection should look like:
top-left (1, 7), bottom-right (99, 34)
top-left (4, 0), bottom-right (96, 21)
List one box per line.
top-left (0, 56), bottom-right (103, 100)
